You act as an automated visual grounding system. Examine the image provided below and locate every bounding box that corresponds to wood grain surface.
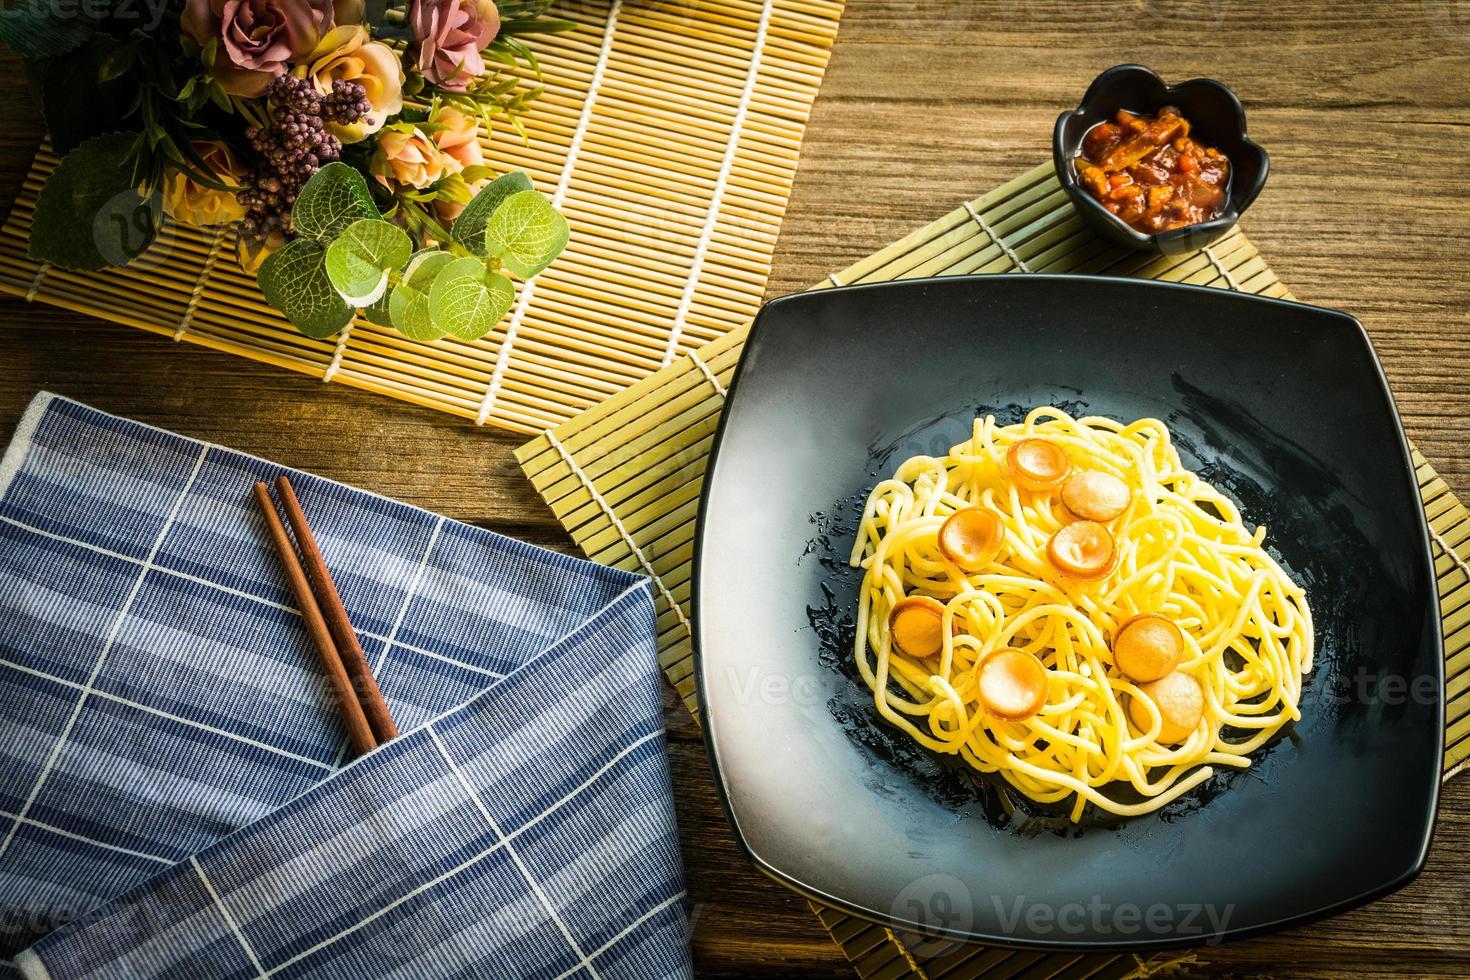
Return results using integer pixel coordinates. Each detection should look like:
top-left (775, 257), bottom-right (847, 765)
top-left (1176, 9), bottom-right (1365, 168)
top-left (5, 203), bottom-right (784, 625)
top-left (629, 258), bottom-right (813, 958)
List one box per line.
top-left (3, 1), bottom-right (1470, 976)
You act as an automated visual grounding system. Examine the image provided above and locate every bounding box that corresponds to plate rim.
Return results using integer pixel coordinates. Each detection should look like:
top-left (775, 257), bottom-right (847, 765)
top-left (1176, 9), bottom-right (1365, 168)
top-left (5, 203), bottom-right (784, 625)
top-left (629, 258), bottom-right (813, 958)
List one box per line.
top-left (691, 273), bottom-right (1445, 950)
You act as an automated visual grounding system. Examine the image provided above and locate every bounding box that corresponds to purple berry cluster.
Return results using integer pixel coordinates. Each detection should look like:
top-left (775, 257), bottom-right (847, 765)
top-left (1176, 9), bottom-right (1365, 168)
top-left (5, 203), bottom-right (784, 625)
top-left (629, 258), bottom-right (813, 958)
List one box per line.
top-left (238, 75), bottom-right (373, 239)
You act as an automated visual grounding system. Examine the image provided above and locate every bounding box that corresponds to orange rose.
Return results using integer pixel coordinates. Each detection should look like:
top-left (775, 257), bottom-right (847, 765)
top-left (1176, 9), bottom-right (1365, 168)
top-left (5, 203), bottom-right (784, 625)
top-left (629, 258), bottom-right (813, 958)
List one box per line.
top-left (162, 141), bottom-right (248, 227)
top-left (427, 107), bottom-right (489, 220)
top-left (430, 106), bottom-right (484, 172)
top-left (371, 127), bottom-right (447, 189)
top-left (236, 227), bottom-right (288, 275)
top-left (296, 26), bottom-right (404, 142)
top-left (432, 175), bottom-right (491, 222)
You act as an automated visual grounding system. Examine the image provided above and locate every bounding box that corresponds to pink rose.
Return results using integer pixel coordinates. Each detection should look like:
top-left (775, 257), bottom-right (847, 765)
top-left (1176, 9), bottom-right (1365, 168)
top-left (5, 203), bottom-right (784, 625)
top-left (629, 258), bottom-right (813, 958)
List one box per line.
top-left (183, 0), bottom-right (362, 96)
top-left (409, 0), bottom-right (500, 93)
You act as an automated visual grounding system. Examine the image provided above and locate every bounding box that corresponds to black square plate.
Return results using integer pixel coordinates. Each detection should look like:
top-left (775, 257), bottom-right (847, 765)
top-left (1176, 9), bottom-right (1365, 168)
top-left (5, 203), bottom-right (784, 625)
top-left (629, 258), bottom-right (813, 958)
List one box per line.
top-left (693, 275), bottom-right (1442, 949)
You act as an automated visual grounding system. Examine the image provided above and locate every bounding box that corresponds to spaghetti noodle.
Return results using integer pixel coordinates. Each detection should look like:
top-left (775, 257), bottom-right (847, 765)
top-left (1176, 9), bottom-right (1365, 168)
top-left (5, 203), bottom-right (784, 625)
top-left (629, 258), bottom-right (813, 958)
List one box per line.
top-left (850, 407), bottom-right (1313, 820)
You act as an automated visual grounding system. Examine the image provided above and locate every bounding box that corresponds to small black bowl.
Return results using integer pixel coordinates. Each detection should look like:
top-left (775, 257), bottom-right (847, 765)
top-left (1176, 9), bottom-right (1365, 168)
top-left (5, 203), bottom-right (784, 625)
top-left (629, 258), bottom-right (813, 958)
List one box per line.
top-left (1053, 64), bottom-right (1269, 255)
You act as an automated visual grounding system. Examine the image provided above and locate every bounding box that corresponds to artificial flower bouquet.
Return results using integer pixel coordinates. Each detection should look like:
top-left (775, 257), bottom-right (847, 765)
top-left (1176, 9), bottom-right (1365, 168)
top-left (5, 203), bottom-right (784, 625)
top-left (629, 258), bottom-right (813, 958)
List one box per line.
top-left (0, 0), bottom-right (573, 342)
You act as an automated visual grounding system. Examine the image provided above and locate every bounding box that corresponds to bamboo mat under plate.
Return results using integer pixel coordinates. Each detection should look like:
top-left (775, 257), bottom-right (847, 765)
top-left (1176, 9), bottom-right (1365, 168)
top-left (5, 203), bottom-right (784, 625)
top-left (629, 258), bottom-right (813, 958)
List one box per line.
top-left (516, 161), bottom-right (1470, 979)
top-left (0, 0), bottom-right (844, 434)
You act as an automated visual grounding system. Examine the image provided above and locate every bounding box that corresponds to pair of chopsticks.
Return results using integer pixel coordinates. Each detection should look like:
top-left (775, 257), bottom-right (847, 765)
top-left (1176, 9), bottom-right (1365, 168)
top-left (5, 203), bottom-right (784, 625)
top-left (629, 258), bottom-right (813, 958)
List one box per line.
top-left (254, 476), bottom-right (398, 758)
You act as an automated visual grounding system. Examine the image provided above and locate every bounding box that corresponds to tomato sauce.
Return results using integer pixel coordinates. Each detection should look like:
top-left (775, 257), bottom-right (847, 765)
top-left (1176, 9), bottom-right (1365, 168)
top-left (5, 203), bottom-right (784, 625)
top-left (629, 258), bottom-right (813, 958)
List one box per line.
top-left (1075, 107), bottom-right (1229, 234)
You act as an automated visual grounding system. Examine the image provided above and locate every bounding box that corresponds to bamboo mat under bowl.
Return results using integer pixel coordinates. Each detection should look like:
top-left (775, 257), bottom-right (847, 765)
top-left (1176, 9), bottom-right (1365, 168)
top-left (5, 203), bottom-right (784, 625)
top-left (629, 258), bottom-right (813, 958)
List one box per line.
top-left (0, 0), bottom-right (843, 434)
top-left (516, 161), bottom-right (1470, 979)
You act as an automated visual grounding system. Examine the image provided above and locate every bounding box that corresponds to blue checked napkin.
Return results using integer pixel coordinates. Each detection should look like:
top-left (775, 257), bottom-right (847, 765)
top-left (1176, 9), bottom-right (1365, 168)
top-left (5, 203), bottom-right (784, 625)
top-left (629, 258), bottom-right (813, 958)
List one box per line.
top-left (0, 393), bottom-right (691, 979)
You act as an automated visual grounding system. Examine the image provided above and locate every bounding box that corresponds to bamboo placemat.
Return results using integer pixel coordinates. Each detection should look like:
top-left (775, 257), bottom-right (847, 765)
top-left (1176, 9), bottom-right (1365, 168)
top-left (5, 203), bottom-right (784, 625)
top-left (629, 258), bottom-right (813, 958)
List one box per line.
top-left (516, 161), bottom-right (1470, 978)
top-left (0, 0), bottom-right (843, 435)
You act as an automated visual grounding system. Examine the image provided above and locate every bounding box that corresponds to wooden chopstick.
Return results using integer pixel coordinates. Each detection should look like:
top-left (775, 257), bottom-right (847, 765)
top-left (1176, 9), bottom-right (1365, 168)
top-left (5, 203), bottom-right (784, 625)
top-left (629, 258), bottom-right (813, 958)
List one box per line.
top-left (253, 483), bottom-right (378, 758)
top-left (273, 476), bottom-right (399, 744)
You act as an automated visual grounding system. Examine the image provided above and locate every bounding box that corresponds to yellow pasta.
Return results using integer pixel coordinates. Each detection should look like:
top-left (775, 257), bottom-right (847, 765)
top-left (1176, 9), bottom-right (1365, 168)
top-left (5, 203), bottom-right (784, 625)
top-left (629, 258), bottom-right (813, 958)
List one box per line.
top-left (849, 406), bottom-right (1314, 821)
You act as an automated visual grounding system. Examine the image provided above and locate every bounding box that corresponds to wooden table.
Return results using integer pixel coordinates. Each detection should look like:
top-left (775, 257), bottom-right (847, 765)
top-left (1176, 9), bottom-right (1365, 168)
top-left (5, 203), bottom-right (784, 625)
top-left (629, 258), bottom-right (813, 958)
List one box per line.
top-left (3, 1), bottom-right (1469, 975)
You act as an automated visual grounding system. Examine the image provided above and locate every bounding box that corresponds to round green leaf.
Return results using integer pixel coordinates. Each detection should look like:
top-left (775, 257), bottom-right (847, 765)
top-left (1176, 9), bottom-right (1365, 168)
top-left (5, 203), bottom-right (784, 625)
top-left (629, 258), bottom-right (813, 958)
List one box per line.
top-left (361, 289), bottom-right (394, 328)
top-left (403, 248), bottom-right (457, 289)
top-left (367, 248), bottom-right (447, 330)
top-left (325, 218), bottom-right (412, 307)
top-left (427, 257), bottom-right (515, 341)
top-left (257, 238), bottom-right (354, 339)
top-left (450, 170), bottom-right (533, 256)
top-left (387, 281), bottom-right (443, 341)
top-left (293, 162), bottom-right (380, 244)
top-left (482, 189), bottom-right (569, 279)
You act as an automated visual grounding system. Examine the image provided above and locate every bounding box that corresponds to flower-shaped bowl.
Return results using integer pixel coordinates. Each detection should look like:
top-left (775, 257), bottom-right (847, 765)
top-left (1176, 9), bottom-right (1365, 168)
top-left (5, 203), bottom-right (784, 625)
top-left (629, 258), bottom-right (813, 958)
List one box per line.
top-left (1053, 64), bottom-right (1269, 254)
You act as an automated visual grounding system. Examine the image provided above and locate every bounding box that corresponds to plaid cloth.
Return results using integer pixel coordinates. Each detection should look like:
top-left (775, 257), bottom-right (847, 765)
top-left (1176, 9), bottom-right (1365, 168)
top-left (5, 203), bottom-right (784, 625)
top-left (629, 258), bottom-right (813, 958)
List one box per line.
top-left (0, 393), bottom-right (690, 979)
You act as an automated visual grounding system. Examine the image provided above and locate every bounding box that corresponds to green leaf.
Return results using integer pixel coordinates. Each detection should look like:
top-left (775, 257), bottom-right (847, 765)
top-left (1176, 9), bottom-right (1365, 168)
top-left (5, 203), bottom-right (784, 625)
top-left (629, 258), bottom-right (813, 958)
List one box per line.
top-left (0, 2), bottom-right (100, 57)
top-left (362, 290), bottom-right (394, 328)
top-left (501, 17), bottom-right (579, 34)
top-left (501, 36), bottom-right (541, 78)
top-left (187, 80), bottom-right (213, 115)
top-left (388, 282), bottom-right (441, 341)
top-left (497, 0), bottom-right (557, 16)
top-left (257, 238), bottom-right (355, 339)
top-left (386, 251), bottom-right (456, 339)
top-left (404, 248), bottom-right (458, 288)
top-left (39, 36), bottom-right (134, 155)
top-left (450, 171), bottom-right (532, 256)
top-left (482, 189), bottom-right (569, 279)
top-left (371, 249), bottom-right (452, 337)
top-left (98, 41), bottom-right (138, 83)
top-left (484, 46), bottom-right (518, 67)
top-left (292, 162), bottom-right (380, 244)
top-left (208, 80), bottom-right (233, 113)
top-left (324, 218), bottom-right (412, 306)
top-left (427, 257), bottom-right (515, 340)
top-left (137, 37), bottom-right (179, 98)
top-left (28, 133), bottom-right (159, 270)
top-left (164, 138), bottom-right (235, 193)
top-left (23, 57), bottom-right (46, 103)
